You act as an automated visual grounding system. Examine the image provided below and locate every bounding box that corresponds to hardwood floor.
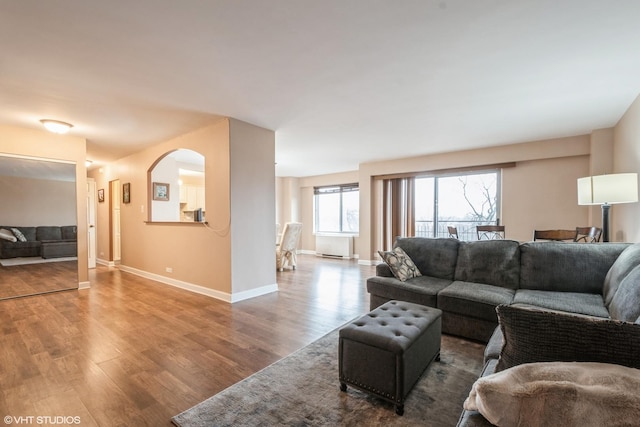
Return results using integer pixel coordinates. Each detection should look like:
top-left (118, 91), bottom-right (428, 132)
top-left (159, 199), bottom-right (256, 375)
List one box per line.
top-left (0, 255), bottom-right (374, 426)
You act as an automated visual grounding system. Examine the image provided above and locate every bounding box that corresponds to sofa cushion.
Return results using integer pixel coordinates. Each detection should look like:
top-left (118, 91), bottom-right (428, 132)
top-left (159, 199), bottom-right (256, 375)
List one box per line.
top-left (454, 240), bottom-right (520, 289)
top-left (519, 242), bottom-right (628, 293)
top-left (366, 275), bottom-right (451, 309)
top-left (512, 290), bottom-right (609, 318)
top-left (603, 243), bottom-right (640, 306)
top-left (437, 281), bottom-right (515, 322)
top-left (608, 265), bottom-right (640, 322)
top-left (61, 225), bottom-right (77, 240)
top-left (36, 226), bottom-right (62, 241)
top-left (483, 327), bottom-right (503, 363)
top-left (495, 304), bottom-right (640, 372)
top-left (394, 237), bottom-right (460, 280)
top-left (378, 246), bottom-right (422, 281)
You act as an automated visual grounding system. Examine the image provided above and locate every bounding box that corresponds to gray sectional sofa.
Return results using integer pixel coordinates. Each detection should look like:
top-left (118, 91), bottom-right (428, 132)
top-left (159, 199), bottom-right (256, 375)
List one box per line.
top-left (367, 237), bottom-right (640, 426)
top-left (0, 225), bottom-right (78, 259)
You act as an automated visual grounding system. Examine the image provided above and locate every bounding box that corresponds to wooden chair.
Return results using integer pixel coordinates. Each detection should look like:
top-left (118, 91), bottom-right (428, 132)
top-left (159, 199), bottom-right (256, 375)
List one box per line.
top-left (532, 229), bottom-right (577, 242)
top-left (476, 225), bottom-right (505, 240)
top-left (574, 226), bottom-right (602, 243)
top-left (276, 222), bottom-right (303, 271)
top-left (447, 226), bottom-right (459, 239)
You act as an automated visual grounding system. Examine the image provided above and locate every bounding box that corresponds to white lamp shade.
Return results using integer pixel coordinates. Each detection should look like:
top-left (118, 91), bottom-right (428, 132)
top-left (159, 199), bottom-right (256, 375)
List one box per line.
top-left (578, 173), bottom-right (638, 205)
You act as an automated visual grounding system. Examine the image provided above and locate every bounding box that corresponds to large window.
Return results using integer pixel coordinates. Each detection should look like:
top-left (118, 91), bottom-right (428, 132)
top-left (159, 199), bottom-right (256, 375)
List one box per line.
top-left (415, 171), bottom-right (500, 240)
top-left (314, 184), bottom-right (359, 233)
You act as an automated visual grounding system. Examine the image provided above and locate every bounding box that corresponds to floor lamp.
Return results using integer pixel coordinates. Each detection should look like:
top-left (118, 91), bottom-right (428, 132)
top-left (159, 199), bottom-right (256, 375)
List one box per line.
top-left (577, 173), bottom-right (638, 242)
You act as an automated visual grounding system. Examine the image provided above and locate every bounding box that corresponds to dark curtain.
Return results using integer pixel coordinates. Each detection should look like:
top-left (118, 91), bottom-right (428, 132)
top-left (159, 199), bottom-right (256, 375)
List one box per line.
top-left (382, 177), bottom-right (414, 250)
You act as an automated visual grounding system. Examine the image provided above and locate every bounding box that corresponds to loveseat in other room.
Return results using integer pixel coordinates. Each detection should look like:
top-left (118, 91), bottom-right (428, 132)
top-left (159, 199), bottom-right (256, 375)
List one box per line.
top-left (0, 226), bottom-right (78, 259)
top-left (368, 238), bottom-right (640, 426)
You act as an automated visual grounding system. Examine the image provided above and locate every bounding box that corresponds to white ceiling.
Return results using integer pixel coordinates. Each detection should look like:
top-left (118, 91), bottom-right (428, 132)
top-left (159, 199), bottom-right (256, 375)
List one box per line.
top-left (1, 1), bottom-right (640, 177)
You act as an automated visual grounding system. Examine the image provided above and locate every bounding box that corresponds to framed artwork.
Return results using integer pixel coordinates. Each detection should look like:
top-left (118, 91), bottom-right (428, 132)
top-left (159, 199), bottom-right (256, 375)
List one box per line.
top-left (123, 183), bottom-right (131, 204)
top-left (153, 182), bottom-right (170, 201)
top-left (98, 189), bottom-right (105, 203)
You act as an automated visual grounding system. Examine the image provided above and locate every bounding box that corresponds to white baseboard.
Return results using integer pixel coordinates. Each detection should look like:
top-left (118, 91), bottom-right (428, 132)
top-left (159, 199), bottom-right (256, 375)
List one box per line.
top-left (78, 281), bottom-right (91, 289)
top-left (117, 265), bottom-right (277, 303)
top-left (97, 258), bottom-right (116, 267)
top-left (358, 259), bottom-right (378, 266)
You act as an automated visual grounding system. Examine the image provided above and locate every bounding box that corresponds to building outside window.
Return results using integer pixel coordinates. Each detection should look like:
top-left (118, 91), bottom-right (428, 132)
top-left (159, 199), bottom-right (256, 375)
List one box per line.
top-left (314, 184), bottom-right (359, 233)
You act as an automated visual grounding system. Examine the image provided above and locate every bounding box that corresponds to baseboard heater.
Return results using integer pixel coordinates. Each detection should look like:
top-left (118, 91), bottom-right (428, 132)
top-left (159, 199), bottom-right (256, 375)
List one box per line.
top-left (315, 234), bottom-right (353, 259)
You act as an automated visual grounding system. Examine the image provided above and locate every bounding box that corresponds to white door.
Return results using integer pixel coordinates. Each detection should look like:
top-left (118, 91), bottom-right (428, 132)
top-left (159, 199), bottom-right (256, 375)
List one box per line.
top-left (87, 179), bottom-right (97, 268)
top-left (111, 180), bottom-right (121, 262)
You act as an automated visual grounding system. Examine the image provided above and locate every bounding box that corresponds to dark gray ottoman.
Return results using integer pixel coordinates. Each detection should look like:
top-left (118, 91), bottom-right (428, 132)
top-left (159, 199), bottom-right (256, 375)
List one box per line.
top-left (339, 300), bottom-right (442, 415)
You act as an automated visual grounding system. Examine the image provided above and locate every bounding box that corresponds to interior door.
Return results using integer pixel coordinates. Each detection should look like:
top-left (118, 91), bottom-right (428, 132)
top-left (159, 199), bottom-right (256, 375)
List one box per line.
top-left (111, 179), bottom-right (121, 262)
top-left (87, 179), bottom-right (97, 268)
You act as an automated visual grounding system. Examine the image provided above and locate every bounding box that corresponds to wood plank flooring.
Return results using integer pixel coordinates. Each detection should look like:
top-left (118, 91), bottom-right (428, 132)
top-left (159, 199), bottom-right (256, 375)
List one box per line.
top-left (0, 255), bottom-right (374, 426)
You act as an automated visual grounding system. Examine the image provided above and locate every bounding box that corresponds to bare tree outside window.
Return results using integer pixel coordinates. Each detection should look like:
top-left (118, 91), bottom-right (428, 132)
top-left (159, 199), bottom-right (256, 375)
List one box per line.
top-left (415, 171), bottom-right (499, 240)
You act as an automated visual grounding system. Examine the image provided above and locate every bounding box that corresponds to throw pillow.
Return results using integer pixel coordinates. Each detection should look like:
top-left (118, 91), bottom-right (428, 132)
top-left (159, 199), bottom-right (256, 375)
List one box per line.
top-left (378, 246), bottom-right (422, 282)
top-left (495, 304), bottom-right (640, 372)
top-left (464, 361), bottom-right (640, 427)
top-left (0, 228), bottom-right (17, 242)
top-left (10, 228), bottom-right (27, 242)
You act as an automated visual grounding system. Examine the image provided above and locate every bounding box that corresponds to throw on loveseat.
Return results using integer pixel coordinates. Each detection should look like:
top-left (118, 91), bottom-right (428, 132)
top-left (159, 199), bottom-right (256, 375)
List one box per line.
top-left (367, 238), bottom-right (640, 426)
top-left (0, 225), bottom-right (78, 259)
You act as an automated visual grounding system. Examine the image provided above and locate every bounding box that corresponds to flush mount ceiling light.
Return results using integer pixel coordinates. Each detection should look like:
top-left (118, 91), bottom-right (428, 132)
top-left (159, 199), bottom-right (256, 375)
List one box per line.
top-left (40, 119), bottom-right (73, 134)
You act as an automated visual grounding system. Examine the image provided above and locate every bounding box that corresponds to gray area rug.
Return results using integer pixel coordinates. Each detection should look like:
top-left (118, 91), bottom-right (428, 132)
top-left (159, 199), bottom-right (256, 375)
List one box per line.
top-left (172, 328), bottom-right (485, 426)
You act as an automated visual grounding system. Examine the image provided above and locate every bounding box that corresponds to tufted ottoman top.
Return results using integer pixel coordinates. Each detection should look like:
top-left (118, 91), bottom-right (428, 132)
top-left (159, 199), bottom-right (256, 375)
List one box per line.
top-left (340, 300), bottom-right (442, 353)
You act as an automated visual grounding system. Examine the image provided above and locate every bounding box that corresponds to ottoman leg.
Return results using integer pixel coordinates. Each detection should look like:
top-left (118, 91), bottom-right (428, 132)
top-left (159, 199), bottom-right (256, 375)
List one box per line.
top-left (395, 403), bottom-right (404, 416)
top-left (340, 382), bottom-right (347, 392)
top-left (436, 352), bottom-right (441, 362)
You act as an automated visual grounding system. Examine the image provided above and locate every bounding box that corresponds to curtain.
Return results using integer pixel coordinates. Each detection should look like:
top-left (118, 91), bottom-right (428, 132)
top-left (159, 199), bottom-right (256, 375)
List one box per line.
top-left (382, 177), bottom-right (415, 250)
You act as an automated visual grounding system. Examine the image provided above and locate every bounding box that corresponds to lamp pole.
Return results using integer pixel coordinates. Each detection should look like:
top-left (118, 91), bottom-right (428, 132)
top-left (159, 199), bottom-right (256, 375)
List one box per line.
top-left (601, 203), bottom-right (610, 243)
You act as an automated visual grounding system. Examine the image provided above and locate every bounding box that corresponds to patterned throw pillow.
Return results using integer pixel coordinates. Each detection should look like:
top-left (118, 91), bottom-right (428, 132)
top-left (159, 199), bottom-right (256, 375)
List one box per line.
top-left (11, 228), bottom-right (27, 242)
top-left (378, 246), bottom-right (422, 282)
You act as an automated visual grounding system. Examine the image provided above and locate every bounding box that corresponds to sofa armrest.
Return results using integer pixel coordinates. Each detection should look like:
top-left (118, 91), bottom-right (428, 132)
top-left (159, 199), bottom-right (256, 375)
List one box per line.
top-left (375, 263), bottom-right (393, 277)
top-left (496, 304), bottom-right (640, 371)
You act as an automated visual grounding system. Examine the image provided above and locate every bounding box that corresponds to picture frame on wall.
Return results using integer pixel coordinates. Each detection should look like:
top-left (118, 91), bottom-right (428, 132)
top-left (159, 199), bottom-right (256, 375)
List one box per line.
top-left (153, 182), bottom-right (170, 201)
top-left (123, 183), bottom-right (131, 204)
top-left (98, 188), bottom-right (105, 203)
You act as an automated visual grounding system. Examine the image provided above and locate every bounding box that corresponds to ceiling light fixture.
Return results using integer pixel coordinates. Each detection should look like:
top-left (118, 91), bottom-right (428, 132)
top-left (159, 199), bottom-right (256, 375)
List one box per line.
top-left (85, 160), bottom-right (93, 168)
top-left (40, 119), bottom-right (73, 134)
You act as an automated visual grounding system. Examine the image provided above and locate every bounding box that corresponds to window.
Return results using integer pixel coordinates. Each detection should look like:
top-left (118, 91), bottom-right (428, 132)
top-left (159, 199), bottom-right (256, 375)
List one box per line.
top-left (415, 170), bottom-right (500, 240)
top-left (314, 184), bottom-right (359, 233)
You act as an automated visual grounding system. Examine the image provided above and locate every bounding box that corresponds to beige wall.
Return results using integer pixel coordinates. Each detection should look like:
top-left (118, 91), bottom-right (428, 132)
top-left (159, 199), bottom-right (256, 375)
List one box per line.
top-left (0, 175), bottom-right (76, 226)
top-left (229, 118), bottom-right (276, 294)
top-left (613, 93), bottom-right (640, 242)
top-left (90, 118), bottom-right (276, 301)
top-left (0, 124), bottom-right (89, 284)
top-left (279, 134), bottom-right (606, 263)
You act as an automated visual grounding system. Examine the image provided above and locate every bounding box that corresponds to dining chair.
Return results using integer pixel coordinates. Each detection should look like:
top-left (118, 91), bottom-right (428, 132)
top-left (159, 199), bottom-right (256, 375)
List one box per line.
top-left (276, 222), bottom-right (303, 271)
top-left (476, 225), bottom-right (505, 240)
top-left (574, 226), bottom-right (602, 243)
top-left (447, 226), bottom-right (459, 239)
top-left (532, 229), bottom-right (577, 242)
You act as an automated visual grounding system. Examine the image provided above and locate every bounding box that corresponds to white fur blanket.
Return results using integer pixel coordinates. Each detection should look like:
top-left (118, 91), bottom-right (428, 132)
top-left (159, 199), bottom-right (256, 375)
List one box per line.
top-left (464, 362), bottom-right (640, 427)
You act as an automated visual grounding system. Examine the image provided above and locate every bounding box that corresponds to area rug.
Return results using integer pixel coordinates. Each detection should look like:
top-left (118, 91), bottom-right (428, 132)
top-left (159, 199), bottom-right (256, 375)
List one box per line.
top-left (172, 327), bottom-right (485, 427)
top-left (0, 256), bottom-right (77, 267)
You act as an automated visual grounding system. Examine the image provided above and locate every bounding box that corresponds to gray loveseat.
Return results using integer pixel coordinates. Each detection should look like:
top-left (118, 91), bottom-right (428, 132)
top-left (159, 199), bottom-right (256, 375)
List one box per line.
top-left (0, 225), bottom-right (78, 259)
top-left (367, 237), bottom-right (640, 426)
